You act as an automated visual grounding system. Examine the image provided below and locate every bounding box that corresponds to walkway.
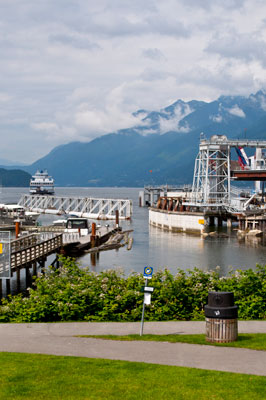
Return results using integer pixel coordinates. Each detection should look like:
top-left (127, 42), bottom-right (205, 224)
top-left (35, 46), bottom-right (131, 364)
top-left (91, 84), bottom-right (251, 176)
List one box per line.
top-left (0, 321), bottom-right (265, 376)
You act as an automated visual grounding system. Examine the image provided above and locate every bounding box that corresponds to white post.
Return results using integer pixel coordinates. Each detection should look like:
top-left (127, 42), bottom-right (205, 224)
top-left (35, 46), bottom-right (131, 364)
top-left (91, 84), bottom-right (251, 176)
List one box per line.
top-left (140, 278), bottom-right (148, 336)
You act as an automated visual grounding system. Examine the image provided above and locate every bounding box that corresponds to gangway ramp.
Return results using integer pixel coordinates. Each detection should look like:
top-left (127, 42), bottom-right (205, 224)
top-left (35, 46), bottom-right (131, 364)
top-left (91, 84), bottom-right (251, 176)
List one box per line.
top-left (10, 233), bottom-right (63, 270)
top-left (18, 195), bottom-right (132, 220)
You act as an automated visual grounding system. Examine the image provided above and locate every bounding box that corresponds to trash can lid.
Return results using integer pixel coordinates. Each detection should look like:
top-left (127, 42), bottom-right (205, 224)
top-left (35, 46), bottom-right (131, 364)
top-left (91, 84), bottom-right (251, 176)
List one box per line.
top-left (207, 292), bottom-right (235, 308)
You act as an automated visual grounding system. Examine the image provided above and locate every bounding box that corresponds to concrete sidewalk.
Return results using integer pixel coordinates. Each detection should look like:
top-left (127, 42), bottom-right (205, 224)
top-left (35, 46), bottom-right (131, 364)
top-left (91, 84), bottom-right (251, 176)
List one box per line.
top-left (0, 321), bottom-right (266, 376)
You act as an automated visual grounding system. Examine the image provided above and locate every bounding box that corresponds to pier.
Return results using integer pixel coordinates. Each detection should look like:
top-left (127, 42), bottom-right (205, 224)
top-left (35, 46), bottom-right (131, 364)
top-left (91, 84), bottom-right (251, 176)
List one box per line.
top-left (149, 135), bottom-right (266, 234)
top-left (0, 222), bottom-right (123, 297)
top-left (188, 135), bottom-right (266, 210)
top-left (237, 212), bottom-right (266, 231)
top-left (139, 185), bottom-right (192, 207)
top-left (0, 232), bottom-right (63, 297)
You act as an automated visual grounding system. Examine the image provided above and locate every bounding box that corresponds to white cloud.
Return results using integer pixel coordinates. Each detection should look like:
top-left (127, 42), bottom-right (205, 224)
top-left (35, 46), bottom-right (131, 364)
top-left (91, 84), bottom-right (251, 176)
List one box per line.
top-left (206, 32), bottom-right (266, 67)
top-left (71, 82), bottom-right (147, 138)
top-left (0, 0), bottom-right (266, 162)
top-left (49, 34), bottom-right (101, 51)
top-left (136, 127), bottom-right (158, 136)
top-left (210, 114), bottom-right (223, 123)
top-left (259, 97), bottom-right (266, 111)
top-left (0, 93), bottom-right (12, 102)
top-left (227, 105), bottom-right (246, 118)
top-left (159, 104), bottom-right (192, 133)
top-left (181, 0), bottom-right (246, 10)
top-left (255, 91), bottom-right (266, 111)
top-left (142, 48), bottom-right (166, 61)
top-left (74, 106), bottom-right (141, 136)
top-left (31, 121), bottom-right (76, 143)
top-left (31, 122), bottom-right (60, 133)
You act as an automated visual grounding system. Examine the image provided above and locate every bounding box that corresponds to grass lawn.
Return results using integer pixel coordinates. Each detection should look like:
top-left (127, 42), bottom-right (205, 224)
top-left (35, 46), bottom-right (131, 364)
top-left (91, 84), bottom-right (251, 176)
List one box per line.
top-left (0, 352), bottom-right (265, 400)
top-left (77, 333), bottom-right (266, 351)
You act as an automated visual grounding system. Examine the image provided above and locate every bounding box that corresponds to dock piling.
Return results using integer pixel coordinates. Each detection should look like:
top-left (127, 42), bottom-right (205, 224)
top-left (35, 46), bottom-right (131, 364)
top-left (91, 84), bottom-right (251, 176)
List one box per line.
top-left (16, 267), bottom-right (20, 291)
top-left (25, 265), bottom-right (31, 288)
top-left (91, 222), bottom-right (96, 246)
top-left (115, 210), bottom-right (119, 227)
top-left (90, 252), bottom-right (96, 266)
top-left (15, 221), bottom-right (20, 239)
top-left (6, 279), bottom-right (10, 295)
top-left (32, 261), bottom-right (37, 276)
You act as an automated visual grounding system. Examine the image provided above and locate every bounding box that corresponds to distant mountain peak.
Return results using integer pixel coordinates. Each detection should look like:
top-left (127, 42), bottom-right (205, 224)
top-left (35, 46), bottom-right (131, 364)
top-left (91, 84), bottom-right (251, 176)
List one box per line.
top-left (132, 109), bottom-right (149, 119)
top-left (253, 89), bottom-right (266, 96)
top-left (17, 89), bottom-right (266, 187)
top-left (248, 90), bottom-right (266, 111)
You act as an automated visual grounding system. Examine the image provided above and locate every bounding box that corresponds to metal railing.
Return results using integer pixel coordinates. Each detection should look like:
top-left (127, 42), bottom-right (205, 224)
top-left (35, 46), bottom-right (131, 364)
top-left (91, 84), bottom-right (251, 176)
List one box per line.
top-left (18, 195), bottom-right (132, 220)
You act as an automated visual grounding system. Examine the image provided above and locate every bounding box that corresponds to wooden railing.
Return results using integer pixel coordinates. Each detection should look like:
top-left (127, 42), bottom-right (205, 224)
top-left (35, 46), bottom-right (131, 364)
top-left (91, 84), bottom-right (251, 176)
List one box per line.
top-left (10, 233), bottom-right (63, 269)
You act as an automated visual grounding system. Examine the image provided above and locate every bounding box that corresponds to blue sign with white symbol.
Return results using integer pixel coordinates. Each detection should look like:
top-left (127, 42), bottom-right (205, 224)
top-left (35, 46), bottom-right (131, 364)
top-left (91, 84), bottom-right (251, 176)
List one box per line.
top-left (143, 266), bottom-right (153, 279)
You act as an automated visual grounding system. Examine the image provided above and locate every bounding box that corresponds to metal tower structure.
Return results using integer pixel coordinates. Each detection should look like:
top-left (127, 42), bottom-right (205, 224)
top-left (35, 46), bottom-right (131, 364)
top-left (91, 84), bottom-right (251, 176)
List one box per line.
top-left (188, 135), bottom-right (266, 211)
top-left (190, 135), bottom-right (231, 208)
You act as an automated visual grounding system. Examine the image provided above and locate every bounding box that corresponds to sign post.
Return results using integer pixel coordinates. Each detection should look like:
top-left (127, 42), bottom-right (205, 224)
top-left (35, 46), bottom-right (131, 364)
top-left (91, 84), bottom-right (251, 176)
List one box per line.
top-left (140, 266), bottom-right (154, 336)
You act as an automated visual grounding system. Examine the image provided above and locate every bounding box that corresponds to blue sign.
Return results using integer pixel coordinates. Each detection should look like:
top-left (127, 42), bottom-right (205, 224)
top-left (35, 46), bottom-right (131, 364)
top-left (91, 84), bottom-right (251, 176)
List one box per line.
top-left (143, 266), bottom-right (153, 279)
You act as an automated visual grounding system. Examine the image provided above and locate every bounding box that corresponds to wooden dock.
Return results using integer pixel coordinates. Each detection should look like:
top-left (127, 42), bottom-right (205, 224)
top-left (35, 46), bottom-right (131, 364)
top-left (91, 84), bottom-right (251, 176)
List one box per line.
top-left (25, 224), bottom-right (122, 254)
top-left (62, 226), bottom-right (121, 256)
top-left (0, 232), bottom-right (63, 297)
top-left (237, 212), bottom-right (266, 231)
top-left (0, 223), bottom-right (123, 297)
top-left (11, 233), bottom-right (63, 269)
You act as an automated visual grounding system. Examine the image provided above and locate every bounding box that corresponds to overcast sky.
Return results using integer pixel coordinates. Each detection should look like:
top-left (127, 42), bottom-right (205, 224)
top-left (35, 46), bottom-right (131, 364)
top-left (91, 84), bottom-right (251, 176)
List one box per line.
top-left (1, 0), bottom-right (266, 163)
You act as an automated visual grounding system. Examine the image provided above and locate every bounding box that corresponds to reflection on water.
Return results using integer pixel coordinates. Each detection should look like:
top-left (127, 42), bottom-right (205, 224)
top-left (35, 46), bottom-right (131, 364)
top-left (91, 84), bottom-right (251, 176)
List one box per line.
top-left (1, 187), bottom-right (266, 280)
top-left (79, 202), bottom-right (266, 277)
top-left (147, 225), bottom-right (266, 276)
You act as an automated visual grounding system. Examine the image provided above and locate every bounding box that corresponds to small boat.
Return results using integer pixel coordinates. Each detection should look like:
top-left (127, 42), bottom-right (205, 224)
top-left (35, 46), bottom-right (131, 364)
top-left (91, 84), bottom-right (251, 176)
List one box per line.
top-left (52, 219), bottom-right (68, 227)
top-left (0, 204), bottom-right (40, 225)
top-left (64, 217), bottom-right (90, 236)
top-left (53, 217), bottom-right (91, 236)
top-left (30, 170), bottom-right (55, 195)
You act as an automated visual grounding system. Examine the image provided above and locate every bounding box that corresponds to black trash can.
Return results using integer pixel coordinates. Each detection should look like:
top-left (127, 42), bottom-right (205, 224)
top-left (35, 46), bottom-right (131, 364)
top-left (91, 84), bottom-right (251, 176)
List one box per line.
top-left (204, 292), bottom-right (238, 343)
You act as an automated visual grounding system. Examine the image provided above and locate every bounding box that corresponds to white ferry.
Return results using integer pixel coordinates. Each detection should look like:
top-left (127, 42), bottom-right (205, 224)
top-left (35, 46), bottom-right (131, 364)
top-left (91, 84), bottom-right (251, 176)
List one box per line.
top-left (30, 170), bottom-right (55, 195)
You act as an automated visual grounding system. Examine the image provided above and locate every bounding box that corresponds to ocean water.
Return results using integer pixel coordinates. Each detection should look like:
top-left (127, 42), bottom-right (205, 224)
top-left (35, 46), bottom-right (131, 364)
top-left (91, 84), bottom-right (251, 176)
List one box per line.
top-left (2, 186), bottom-right (266, 279)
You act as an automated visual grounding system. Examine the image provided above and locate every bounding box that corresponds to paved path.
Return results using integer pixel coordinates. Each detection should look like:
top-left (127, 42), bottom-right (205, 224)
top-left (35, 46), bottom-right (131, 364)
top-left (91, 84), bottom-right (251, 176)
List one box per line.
top-left (0, 321), bottom-right (266, 376)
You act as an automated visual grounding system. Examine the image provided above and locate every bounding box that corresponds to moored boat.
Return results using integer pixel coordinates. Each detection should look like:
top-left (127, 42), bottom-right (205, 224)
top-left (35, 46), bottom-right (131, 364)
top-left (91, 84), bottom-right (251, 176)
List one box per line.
top-left (0, 204), bottom-right (40, 225)
top-left (53, 217), bottom-right (91, 236)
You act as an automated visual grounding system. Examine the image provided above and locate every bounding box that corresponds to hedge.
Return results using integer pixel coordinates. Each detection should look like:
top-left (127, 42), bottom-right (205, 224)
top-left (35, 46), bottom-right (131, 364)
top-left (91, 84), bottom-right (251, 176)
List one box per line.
top-left (0, 257), bottom-right (266, 322)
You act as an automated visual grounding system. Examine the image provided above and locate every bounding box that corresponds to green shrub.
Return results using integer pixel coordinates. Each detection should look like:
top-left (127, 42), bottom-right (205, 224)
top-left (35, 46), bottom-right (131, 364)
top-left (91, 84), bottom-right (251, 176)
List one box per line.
top-left (0, 257), bottom-right (266, 322)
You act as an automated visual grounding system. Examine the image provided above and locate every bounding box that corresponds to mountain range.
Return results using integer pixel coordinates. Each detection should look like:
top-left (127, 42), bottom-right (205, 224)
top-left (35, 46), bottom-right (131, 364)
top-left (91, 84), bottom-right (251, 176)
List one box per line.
top-left (0, 168), bottom-right (31, 187)
top-left (6, 90), bottom-right (266, 187)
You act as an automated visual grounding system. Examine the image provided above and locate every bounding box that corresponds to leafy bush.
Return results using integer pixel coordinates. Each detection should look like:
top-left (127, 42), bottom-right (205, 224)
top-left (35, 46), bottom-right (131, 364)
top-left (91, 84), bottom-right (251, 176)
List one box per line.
top-left (0, 257), bottom-right (266, 322)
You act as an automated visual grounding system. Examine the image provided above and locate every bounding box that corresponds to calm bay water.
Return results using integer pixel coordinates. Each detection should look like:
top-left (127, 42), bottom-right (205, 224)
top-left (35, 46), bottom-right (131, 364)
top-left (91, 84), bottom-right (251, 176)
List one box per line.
top-left (2, 186), bottom-right (266, 277)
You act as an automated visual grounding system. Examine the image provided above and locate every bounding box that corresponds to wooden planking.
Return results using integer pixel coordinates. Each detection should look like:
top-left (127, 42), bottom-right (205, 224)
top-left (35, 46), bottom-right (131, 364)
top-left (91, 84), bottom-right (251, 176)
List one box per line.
top-left (10, 234), bottom-right (63, 269)
top-left (206, 318), bottom-right (238, 343)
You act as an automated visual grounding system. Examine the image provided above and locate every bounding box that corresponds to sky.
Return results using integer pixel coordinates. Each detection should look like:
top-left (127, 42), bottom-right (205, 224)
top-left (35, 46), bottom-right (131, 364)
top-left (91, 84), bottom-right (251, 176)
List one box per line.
top-left (1, 0), bottom-right (266, 164)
